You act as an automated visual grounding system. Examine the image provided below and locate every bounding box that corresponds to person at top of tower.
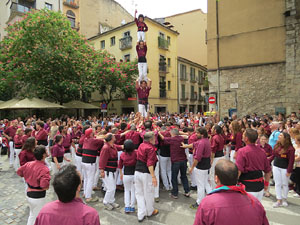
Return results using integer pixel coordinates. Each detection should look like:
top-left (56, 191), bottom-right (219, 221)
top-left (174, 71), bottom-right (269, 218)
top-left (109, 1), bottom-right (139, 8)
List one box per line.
top-left (135, 9), bottom-right (148, 43)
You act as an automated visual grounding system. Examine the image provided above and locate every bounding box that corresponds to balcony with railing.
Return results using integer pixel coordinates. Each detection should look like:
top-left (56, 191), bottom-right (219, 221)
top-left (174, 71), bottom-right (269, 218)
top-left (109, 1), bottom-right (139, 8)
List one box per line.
top-left (63, 0), bottom-right (79, 9)
top-left (119, 36), bottom-right (132, 50)
top-left (190, 74), bottom-right (197, 83)
top-left (198, 76), bottom-right (204, 85)
top-left (160, 90), bottom-right (167, 98)
top-left (198, 95), bottom-right (205, 102)
top-left (158, 36), bottom-right (169, 50)
top-left (190, 93), bottom-right (198, 101)
top-left (180, 92), bottom-right (189, 101)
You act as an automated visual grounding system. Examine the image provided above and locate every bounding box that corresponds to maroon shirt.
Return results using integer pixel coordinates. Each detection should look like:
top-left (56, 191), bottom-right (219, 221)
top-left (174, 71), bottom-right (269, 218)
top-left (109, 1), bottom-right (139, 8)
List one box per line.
top-left (269, 145), bottom-right (295, 173)
top-left (51, 144), bottom-right (65, 158)
top-left (136, 45), bottom-right (147, 62)
top-left (99, 143), bottom-right (121, 170)
top-left (259, 143), bottom-right (273, 164)
top-left (19, 150), bottom-right (35, 166)
top-left (236, 144), bottom-right (271, 174)
top-left (62, 134), bottom-right (72, 150)
top-left (193, 138), bottom-right (211, 162)
top-left (135, 18), bottom-right (148, 32)
top-left (230, 132), bottom-right (243, 151)
top-left (163, 136), bottom-right (186, 163)
top-left (136, 141), bottom-right (157, 167)
top-left (35, 198), bottom-right (100, 225)
top-left (188, 133), bottom-right (198, 154)
top-left (211, 134), bottom-right (225, 153)
top-left (118, 150), bottom-right (137, 169)
top-left (82, 137), bottom-right (104, 156)
top-left (17, 160), bottom-right (50, 192)
top-left (14, 134), bottom-right (23, 148)
top-left (194, 190), bottom-right (269, 225)
top-left (125, 130), bottom-right (141, 145)
top-left (115, 130), bottom-right (126, 145)
top-left (35, 128), bottom-right (48, 141)
top-left (22, 134), bottom-right (31, 144)
top-left (4, 126), bottom-right (17, 139)
top-left (136, 87), bottom-right (151, 103)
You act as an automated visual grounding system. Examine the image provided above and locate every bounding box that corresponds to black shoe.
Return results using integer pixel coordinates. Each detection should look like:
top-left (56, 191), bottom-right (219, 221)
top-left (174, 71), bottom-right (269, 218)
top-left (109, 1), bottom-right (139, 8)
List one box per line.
top-left (190, 186), bottom-right (197, 191)
top-left (270, 181), bottom-right (275, 186)
top-left (138, 216), bottom-right (146, 223)
top-left (190, 202), bottom-right (199, 209)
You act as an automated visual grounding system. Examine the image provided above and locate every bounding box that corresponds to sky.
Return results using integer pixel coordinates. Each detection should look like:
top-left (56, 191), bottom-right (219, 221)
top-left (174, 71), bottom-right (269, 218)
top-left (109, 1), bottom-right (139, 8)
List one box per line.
top-left (114, 0), bottom-right (207, 18)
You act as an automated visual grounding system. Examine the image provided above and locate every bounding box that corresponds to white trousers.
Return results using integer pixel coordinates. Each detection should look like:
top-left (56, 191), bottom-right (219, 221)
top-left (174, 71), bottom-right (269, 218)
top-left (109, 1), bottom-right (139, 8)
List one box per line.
top-left (225, 146), bottom-right (230, 160)
top-left (14, 148), bottom-right (22, 171)
top-left (116, 151), bottom-right (123, 185)
top-left (123, 175), bottom-right (136, 208)
top-left (103, 171), bottom-right (117, 204)
top-left (159, 156), bottom-right (172, 190)
top-left (137, 31), bottom-right (145, 42)
top-left (74, 155), bottom-right (83, 179)
top-left (138, 104), bottom-right (148, 118)
top-left (154, 159), bottom-right (159, 198)
top-left (71, 146), bottom-right (76, 163)
top-left (248, 190), bottom-right (264, 202)
top-left (51, 162), bottom-right (63, 175)
top-left (64, 152), bottom-right (72, 165)
top-left (138, 63), bottom-right (148, 82)
top-left (26, 197), bottom-right (46, 225)
top-left (194, 168), bottom-right (212, 205)
top-left (9, 141), bottom-right (14, 165)
top-left (230, 150), bottom-right (236, 163)
top-left (209, 156), bottom-right (225, 189)
top-left (135, 171), bottom-right (155, 220)
top-left (188, 153), bottom-right (197, 187)
top-left (273, 166), bottom-right (289, 200)
top-left (82, 162), bottom-right (96, 199)
top-left (93, 156), bottom-right (100, 187)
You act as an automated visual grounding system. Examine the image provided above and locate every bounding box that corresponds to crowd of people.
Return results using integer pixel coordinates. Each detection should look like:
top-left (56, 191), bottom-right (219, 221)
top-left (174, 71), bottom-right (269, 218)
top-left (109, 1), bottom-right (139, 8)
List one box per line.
top-left (0, 110), bottom-right (299, 225)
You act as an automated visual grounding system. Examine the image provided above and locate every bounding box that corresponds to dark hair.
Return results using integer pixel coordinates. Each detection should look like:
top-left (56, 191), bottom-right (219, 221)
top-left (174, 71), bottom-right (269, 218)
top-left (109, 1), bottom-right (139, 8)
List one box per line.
top-left (215, 159), bottom-right (238, 186)
top-left (58, 126), bottom-right (64, 133)
top-left (244, 128), bottom-right (258, 143)
top-left (138, 14), bottom-right (144, 20)
top-left (105, 125), bottom-right (112, 132)
top-left (275, 132), bottom-right (292, 154)
top-left (82, 125), bottom-right (90, 134)
top-left (55, 135), bottom-right (63, 144)
top-left (33, 145), bottom-right (46, 160)
top-left (105, 133), bottom-right (113, 142)
top-left (24, 128), bottom-right (32, 135)
top-left (144, 120), bottom-right (152, 129)
top-left (124, 139), bottom-right (135, 153)
top-left (197, 127), bottom-right (208, 138)
top-left (120, 122), bottom-right (127, 130)
top-left (251, 121), bottom-right (258, 128)
top-left (36, 121), bottom-right (44, 128)
top-left (53, 165), bottom-right (80, 203)
top-left (213, 125), bottom-right (222, 135)
top-left (22, 137), bottom-right (36, 152)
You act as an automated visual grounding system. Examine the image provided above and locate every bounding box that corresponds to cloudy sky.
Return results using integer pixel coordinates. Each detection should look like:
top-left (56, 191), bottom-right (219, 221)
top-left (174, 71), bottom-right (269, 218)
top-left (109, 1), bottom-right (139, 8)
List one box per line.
top-left (114, 0), bottom-right (207, 18)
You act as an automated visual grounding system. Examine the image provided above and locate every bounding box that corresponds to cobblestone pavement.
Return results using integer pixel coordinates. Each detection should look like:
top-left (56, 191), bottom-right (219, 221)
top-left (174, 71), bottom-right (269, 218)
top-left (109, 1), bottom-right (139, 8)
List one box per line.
top-left (0, 156), bottom-right (300, 225)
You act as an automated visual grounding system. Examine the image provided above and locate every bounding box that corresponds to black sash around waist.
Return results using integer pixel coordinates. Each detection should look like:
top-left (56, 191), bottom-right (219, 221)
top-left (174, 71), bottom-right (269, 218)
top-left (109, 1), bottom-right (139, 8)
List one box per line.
top-left (196, 157), bottom-right (211, 170)
top-left (124, 165), bottom-right (136, 175)
top-left (138, 98), bottom-right (148, 105)
top-left (239, 170), bottom-right (264, 192)
top-left (215, 151), bottom-right (224, 158)
top-left (82, 149), bottom-right (98, 163)
top-left (52, 156), bottom-right (63, 163)
top-left (105, 157), bottom-right (118, 172)
top-left (138, 56), bottom-right (147, 63)
top-left (27, 191), bottom-right (46, 199)
top-left (135, 160), bottom-right (156, 173)
top-left (37, 139), bottom-right (48, 146)
top-left (15, 145), bottom-right (22, 149)
top-left (27, 183), bottom-right (42, 190)
top-left (274, 157), bottom-right (289, 169)
top-left (64, 147), bottom-right (71, 154)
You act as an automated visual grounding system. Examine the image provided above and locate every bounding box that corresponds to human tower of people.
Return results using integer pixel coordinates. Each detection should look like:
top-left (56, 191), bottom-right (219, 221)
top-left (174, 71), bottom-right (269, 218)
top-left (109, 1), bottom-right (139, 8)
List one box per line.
top-left (1, 11), bottom-right (300, 225)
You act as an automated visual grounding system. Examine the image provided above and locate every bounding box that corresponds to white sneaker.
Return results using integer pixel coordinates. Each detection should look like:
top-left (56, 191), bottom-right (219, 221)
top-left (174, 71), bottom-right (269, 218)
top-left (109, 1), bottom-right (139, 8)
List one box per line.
top-left (111, 202), bottom-right (120, 209)
top-left (104, 203), bottom-right (114, 211)
top-left (273, 201), bottom-right (282, 208)
top-left (293, 194), bottom-right (300, 198)
top-left (282, 200), bottom-right (288, 207)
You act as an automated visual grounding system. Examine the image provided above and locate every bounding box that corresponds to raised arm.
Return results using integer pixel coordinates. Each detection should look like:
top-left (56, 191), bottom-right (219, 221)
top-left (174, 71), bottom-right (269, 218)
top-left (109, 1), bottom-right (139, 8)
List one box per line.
top-left (136, 78), bottom-right (140, 90)
top-left (147, 78), bottom-right (152, 88)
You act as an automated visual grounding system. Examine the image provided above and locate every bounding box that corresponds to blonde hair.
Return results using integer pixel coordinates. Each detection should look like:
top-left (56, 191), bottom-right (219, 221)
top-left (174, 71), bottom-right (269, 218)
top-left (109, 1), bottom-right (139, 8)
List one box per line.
top-left (290, 128), bottom-right (299, 137)
top-left (16, 128), bottom-right (23, 135)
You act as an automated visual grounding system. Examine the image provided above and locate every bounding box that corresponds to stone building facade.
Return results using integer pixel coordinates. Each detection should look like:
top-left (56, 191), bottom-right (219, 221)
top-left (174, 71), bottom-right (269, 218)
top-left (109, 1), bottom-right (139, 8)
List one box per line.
top-left (207, 0), bottom-right (300, 118)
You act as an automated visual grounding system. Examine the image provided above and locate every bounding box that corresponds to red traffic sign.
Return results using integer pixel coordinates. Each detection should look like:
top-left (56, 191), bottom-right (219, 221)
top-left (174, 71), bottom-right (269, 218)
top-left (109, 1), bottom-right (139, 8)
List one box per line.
top-left (208, 96), bottom-right (216, 104)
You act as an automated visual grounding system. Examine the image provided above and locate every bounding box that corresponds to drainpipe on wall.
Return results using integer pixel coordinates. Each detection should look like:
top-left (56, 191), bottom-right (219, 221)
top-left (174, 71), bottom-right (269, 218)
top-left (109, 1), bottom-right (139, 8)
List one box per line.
top-left (216, 0), bottom-right (221, 118)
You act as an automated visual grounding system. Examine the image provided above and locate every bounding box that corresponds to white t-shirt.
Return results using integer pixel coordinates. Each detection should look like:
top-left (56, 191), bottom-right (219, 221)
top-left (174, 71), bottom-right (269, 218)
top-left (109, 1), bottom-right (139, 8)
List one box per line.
top-left (295, 146), bottom-right (300, 167)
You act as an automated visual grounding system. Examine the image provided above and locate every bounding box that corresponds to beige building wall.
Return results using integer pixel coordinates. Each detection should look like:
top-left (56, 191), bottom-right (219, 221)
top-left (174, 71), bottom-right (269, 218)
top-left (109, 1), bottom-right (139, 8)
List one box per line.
top-left (165, 9), bottom-right (207, 66)
top-left (207, 0), bottom-right (286, 70)
top-left (80, 0), bottom-right (133, 38)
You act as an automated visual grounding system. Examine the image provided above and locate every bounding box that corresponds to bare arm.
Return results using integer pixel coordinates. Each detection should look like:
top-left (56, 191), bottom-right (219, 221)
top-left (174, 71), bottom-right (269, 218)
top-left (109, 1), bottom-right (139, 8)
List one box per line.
top-left (136, 78), bottom-right (140, 90)
top-left (181, 143), bottom-right (193, 149)
top-left (148, 78), bottom-right (152, 88)
top-left (148, 165), bottom-right (157, 187)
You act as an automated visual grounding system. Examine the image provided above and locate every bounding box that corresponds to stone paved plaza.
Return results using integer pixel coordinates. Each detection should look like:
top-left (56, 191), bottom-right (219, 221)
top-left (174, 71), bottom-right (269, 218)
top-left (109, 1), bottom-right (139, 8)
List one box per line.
top-left (0, 156), bottom-right (300, 225)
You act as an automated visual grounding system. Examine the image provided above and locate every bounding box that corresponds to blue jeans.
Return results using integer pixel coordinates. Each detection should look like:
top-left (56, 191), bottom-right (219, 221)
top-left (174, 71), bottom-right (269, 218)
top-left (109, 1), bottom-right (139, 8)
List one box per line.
top-left (171, 160), bottom-right (190, 196)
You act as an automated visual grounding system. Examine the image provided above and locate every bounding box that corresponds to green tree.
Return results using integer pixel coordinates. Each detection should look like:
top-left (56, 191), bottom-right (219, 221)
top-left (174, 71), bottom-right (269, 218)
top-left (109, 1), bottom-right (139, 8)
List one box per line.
top-left (0, 9), bottom-right (97, 103)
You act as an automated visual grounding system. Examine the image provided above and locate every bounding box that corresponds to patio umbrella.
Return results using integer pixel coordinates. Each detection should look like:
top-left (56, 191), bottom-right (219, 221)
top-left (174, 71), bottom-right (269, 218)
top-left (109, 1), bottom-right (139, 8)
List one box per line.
top-left (0, 98), bottom-right (65, 109)
top-left (63, 100), bottom-right (99, 109)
